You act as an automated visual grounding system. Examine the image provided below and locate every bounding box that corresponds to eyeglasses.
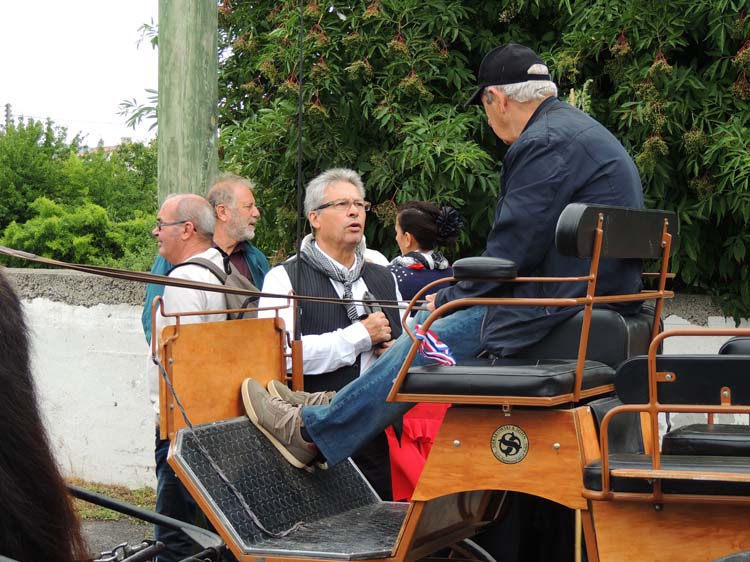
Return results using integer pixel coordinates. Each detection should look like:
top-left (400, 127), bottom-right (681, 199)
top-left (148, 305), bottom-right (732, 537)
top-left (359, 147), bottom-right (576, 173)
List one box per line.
top-left (155, 219), bottom-right (188, 231)
top-left (314, 198), bottom-right (371, 213)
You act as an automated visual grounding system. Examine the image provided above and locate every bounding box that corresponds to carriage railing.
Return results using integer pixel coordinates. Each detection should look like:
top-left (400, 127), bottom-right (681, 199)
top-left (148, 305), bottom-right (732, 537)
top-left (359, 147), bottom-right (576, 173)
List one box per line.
top-left (585, 327), bottom-right (750, 505)
top-left (388, 210), bottom-right (675, 407)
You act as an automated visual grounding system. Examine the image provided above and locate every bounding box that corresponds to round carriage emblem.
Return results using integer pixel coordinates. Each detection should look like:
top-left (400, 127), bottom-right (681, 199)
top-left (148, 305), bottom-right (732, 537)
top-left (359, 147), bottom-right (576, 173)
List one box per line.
top-left (490, 425), bottom-right (529, 464)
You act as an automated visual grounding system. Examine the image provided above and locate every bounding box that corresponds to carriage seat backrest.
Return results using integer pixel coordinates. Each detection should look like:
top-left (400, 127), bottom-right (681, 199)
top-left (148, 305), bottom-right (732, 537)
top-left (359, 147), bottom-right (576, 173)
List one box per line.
top-left (615, 355), bottom-right (750, 406)
top-left (554, 203), bottom-right (678, 260)
top-left (513, 307), bottom-right (654, 368)
top-left (659, 336), bottom-right (750, 457)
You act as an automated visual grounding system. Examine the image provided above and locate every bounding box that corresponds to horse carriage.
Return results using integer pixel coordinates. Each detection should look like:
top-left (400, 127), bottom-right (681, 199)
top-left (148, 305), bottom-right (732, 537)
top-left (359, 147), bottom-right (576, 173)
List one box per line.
top-left (57, 202), bottom-right (749, 561)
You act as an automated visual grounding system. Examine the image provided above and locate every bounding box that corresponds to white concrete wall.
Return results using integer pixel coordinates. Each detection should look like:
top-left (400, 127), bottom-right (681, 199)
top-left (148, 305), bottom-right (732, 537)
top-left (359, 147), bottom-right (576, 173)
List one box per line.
top-left (25, 298), bottom-right (155, 488)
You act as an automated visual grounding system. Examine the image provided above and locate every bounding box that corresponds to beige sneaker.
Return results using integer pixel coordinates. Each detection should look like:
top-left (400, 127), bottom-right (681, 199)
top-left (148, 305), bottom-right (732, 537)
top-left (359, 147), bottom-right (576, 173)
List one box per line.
top-left (241, 378), bottom-right (318, 468)
top-left (267, 379), bottom-right (336, 406)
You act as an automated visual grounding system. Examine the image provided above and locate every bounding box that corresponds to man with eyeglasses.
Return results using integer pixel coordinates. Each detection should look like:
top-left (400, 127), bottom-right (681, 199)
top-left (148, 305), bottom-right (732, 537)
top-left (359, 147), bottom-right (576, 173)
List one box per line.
top-left (244, 43), bottom-right (643, 519)
top-left (149, 193), bottom-right (229, 562)
top-left (256, 167), bottom-right (402, 499)
top-left (141, 174), bottom-right (270, 344)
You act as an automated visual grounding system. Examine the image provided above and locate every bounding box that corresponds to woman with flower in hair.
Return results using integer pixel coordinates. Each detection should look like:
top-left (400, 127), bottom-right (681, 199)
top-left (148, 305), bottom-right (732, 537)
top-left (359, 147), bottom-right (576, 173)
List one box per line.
top-left (388, 201), bottom-right (464, 302)
top-left (386, 201), bottom-right (464, 502)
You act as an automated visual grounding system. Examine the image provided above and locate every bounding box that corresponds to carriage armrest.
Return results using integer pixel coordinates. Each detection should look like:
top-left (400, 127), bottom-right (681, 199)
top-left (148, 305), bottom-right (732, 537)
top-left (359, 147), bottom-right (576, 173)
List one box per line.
top-left (451, 257), bottom-right (518, 280)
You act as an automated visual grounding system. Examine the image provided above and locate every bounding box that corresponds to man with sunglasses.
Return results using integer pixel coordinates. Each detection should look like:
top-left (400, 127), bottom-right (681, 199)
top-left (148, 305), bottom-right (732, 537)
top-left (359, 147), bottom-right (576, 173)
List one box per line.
top-left (149, 193), bottom-right (229, 562)
top-left (257, 167), bottom-right (402, 499)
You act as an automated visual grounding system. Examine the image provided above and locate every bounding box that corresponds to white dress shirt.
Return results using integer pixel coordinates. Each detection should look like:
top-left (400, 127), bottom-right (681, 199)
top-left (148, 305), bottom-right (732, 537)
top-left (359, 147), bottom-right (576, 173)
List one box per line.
top-left (148, 247), bottom-right (227, 414)
top-left (258, 241), bottom-right (402, 375)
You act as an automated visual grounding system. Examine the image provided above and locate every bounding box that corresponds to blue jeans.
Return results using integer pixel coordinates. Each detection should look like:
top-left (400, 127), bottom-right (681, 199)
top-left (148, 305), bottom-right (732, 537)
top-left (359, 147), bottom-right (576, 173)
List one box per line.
top-left (302, 306), bottom-right (486, 466)
top-left (154, 431), bottom-right (200, 562)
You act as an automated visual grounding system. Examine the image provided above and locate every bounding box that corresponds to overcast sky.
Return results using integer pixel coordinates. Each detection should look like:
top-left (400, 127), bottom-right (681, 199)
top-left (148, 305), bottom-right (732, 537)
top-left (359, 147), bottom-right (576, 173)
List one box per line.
top-left (1, 1), bottom-right (158, 147)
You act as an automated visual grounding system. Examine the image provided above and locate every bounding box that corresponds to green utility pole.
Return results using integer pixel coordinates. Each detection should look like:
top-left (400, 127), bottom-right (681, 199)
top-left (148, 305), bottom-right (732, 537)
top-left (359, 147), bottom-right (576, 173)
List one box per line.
top-left (157, 0), bottom-right (218, 203)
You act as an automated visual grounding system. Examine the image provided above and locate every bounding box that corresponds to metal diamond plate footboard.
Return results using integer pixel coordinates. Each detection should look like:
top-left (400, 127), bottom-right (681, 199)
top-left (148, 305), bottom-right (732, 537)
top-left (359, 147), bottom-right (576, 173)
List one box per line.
top-left (171, 417), bottom-right (409, 559)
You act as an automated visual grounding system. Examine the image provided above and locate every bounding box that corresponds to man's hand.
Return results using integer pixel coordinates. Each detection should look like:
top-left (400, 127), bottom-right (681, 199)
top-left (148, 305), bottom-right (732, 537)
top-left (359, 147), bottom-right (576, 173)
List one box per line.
top-left (361, 311), bottom-right (392, 346)
top-left (374, 338), bottom-right (394, 357)
top-left (425, 293), bottom-right (436, 311)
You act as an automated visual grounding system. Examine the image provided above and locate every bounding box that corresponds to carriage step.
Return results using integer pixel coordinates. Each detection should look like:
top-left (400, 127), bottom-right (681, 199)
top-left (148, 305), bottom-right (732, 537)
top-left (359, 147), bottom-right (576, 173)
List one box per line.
top-left (171, 417), bottom-right (408, 559)
top-left (584, 453), bottom-right (750, 496)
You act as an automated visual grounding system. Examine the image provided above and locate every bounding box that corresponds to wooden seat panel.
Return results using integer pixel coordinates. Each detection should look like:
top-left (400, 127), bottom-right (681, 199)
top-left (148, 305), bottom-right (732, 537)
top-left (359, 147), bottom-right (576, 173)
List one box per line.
top-left (158, 316), bottom-right (287, 440)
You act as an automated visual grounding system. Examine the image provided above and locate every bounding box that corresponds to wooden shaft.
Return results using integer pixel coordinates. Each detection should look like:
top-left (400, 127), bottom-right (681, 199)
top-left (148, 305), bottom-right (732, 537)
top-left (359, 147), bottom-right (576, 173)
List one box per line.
top-left (158, 0), bottom-right (218, 203)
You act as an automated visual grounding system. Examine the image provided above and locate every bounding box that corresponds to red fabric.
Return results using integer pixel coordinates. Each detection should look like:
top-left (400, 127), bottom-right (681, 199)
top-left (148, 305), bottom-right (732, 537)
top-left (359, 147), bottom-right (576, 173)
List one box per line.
top-left (386, 403), bottom-right (450, 501)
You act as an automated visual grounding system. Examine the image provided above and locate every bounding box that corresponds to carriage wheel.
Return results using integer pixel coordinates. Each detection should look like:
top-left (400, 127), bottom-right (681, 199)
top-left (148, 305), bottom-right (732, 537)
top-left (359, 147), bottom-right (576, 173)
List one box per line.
top-left (419, 538), bottom-right (498, 562)
top-left (445, 538), bottom-right (498, 562)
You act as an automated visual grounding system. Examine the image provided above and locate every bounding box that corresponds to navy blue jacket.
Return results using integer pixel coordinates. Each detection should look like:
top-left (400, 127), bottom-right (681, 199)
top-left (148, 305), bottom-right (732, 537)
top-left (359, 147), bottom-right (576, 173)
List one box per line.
top-left (388, 264), bottom-right (453, 302)
top-left (435, 97), bottom-right (644, 356)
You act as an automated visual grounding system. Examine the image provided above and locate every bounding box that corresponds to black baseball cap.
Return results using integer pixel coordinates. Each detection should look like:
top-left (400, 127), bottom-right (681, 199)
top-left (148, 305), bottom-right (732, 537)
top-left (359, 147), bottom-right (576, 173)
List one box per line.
top-left (465, 43), bottom-right (550, 106)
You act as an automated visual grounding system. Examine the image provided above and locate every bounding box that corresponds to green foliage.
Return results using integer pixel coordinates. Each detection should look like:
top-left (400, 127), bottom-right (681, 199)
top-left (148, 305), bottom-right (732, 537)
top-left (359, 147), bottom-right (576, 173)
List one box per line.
top-left (217, 0), bottom-right (750, 319)
top-left (553, 0), bottom-right (750, 319)
top-left (217, 0), bottom-right (500, 260)
top-left (0, 118), bottom-right (81, 230)
top-left (77, 141), bottom-right (159, 221)
top-left (0, 118), bottom-right (158, 270)
top-left (1, 197), bottom-right (155, 270)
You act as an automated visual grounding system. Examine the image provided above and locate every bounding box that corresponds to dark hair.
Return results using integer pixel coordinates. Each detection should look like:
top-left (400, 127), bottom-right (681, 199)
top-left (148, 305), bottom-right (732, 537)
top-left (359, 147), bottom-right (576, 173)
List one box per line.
top-left (397, 201), bottom-right (464, 249)
top-left (0, 271), bottom-right (89, 562)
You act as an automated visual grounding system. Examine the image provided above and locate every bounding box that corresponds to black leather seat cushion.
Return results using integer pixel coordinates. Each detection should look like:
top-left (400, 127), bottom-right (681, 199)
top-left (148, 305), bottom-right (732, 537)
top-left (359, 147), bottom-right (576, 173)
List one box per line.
top-left (651, 340), bottom-right (750, 457)
top-left (584, 453), bottom-right (750, 495)
top-left (662, 423), bottom-right (750, 456)
top-left (403, 358), bottom-right (614, 398)
top-left (719, 336), bottom-right (750, 355)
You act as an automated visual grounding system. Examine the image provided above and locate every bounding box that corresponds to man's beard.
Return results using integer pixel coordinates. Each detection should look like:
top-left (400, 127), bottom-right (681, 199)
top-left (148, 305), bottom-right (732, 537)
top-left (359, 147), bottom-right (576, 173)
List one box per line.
top-left (227, 217), bottom-right (255, 242)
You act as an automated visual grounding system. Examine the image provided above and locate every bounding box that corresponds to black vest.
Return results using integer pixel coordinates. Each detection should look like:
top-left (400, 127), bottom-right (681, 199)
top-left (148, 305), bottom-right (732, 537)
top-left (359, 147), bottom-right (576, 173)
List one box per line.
top-left (283, 255), bottom-right (402, 392)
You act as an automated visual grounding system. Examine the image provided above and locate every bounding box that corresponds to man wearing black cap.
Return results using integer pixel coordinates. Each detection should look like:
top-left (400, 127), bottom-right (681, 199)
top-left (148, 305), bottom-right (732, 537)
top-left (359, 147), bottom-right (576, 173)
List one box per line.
top-left (242, 43), bottom-right (644, 505)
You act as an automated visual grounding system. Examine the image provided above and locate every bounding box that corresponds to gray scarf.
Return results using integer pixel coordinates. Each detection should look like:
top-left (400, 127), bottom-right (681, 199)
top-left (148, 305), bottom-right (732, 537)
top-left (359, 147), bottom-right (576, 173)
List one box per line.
top-left (300, 236), bottom-right (366, 323)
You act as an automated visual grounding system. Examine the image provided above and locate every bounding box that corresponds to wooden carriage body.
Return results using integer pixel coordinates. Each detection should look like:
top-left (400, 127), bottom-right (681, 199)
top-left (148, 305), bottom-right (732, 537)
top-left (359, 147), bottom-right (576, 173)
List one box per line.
top-left (154, 203), bottom-right (750, 562)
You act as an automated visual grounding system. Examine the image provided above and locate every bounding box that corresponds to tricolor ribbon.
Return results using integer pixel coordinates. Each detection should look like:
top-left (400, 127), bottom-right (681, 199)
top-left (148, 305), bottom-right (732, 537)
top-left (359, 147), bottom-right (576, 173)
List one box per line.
top-left (415, 324), bottom-right (456, 366)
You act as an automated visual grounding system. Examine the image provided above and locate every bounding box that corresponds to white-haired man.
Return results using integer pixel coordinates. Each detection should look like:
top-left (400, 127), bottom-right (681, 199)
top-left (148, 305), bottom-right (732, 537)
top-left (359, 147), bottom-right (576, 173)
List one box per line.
top-left (256, 167), bottom-right (401, 499)
top-left (242, 43), bottom-right (644, 484)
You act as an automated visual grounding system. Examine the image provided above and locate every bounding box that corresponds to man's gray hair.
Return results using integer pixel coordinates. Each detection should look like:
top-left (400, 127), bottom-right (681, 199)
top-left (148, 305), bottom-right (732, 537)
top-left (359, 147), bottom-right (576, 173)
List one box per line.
top-left (207, 173), bottom-right (256, 209)
top-left (173, 194), bottom-right (215, 241)
top-left (487, 78), bottom-right (558, 103)
top-left (304, 168), bottom-right (366, 215)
